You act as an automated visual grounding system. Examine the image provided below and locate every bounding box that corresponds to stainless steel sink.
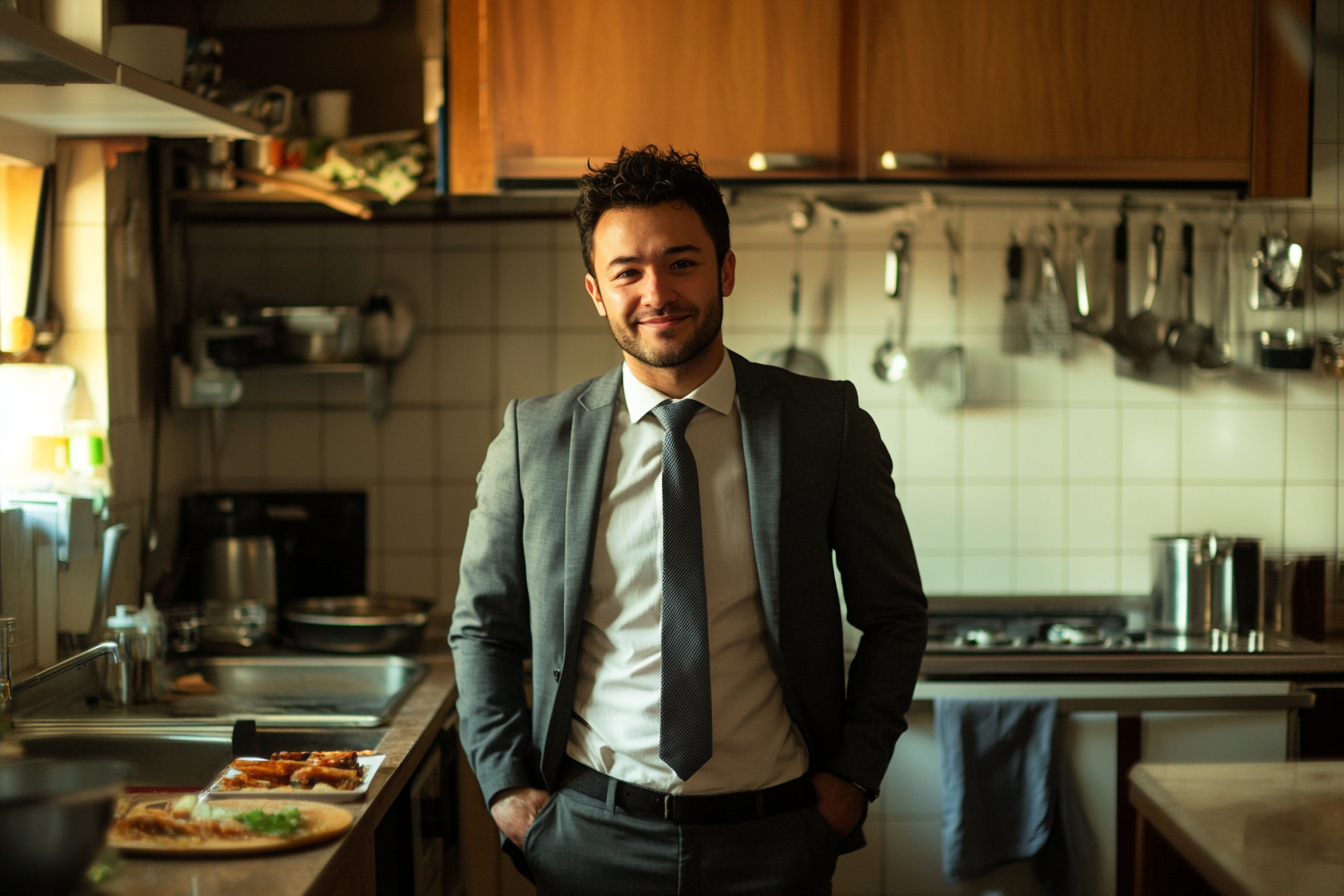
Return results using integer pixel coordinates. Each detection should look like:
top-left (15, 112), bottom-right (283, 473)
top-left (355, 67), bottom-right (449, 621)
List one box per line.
top-left (16, 728), bottom-right (388, 788)
top-left (168, 656), bottom-right (427, 727)
top-left (17, 654), bottom-right (425, 728)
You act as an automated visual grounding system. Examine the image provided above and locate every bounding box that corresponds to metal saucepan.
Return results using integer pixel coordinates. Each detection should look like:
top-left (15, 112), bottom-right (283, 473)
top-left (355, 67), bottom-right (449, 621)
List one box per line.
top-left (873, 231), bottom-right (911, 382)
top-left (283, 596), bottom-right (433, 654)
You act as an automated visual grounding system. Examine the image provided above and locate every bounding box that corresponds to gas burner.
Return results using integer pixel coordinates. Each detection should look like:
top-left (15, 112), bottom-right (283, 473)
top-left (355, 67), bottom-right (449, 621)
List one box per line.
top-left (928, 612), bottom-right (1135, 652)
top-left (952, 628), bottom-right (1028, 648)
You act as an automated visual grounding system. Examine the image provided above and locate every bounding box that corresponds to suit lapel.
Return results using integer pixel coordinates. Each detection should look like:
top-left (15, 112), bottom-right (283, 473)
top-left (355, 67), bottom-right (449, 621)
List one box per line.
top-left (563, 366), bottom-right (621, 652)
top-left (731, 352), bottom-right (783, 647)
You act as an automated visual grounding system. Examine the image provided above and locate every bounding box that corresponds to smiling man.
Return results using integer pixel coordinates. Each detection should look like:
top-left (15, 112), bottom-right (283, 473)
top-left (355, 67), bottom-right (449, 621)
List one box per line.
top-left (450, 146), bottom-right (927, 895)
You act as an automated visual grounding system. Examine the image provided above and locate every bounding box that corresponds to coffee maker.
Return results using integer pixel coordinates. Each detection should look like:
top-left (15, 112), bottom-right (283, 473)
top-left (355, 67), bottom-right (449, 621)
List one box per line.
top-left (179, 492), bottom-right (366, 649)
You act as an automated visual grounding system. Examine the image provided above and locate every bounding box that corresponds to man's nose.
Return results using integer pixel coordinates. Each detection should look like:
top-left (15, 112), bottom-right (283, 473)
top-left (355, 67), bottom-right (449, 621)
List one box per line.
top-left (643, 270), bottom-right (676, 307)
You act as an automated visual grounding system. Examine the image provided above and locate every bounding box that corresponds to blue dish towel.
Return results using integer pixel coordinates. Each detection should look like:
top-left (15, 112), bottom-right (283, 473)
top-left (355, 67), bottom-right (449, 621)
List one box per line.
top-left (934, 697), bottom-right (1097, 896)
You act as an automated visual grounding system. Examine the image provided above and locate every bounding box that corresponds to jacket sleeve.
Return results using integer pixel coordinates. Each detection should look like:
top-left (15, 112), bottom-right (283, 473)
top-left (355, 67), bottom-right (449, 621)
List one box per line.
top-left (826, 381), bottom-right (928, 797)
top-left (449, 400), bottom-right (537, 807)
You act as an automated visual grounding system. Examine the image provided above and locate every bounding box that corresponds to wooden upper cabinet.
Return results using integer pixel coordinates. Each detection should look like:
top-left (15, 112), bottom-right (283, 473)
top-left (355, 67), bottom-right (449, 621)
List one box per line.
top-left (451, 0), bottom-right (843, 190)
top-left (450, 0), bottom-right (1310, 196)
top-left (859, 0), bottom-right (1310, 195)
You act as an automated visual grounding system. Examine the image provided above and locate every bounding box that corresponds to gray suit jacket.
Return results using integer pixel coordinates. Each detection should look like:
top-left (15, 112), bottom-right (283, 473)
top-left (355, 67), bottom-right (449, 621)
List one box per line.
top-left (449, 351), bottom-right (927, 850)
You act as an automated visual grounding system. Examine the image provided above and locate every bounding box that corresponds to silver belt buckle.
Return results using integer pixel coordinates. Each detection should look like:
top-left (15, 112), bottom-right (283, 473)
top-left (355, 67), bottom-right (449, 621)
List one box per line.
top-left (663, 794), bottom-right (672, 819)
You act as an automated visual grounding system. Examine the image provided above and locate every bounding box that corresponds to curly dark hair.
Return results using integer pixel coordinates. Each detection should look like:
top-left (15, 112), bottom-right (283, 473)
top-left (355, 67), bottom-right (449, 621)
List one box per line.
top-left (574, 145), bottom-right (731, 279)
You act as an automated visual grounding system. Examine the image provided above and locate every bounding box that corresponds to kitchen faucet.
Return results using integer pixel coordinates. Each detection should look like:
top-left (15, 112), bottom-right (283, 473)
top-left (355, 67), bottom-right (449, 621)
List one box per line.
top-left (10, 640), bottom-right (121, 706)
top-left (59, 522), bottom-right (129, 660)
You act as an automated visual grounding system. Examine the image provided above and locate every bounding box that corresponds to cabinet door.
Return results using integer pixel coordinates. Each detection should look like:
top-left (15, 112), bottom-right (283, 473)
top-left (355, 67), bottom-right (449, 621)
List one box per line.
top-left (861, 0), bottom-right (1263, 186)
top-left (462, 0), bottom-right (843, 187)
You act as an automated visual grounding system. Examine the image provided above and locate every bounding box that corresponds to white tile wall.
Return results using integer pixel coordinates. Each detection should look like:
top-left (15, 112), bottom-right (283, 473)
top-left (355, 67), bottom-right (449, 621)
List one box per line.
top-left (177, 14), bottom-right (1344, 608)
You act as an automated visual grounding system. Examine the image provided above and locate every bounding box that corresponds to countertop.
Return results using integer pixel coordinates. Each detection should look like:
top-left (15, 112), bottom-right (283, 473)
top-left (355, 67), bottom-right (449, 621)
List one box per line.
top-left (94, 655), bottom-right (458, 896)
top-left (1129, 761), bottom-right (1344, 896)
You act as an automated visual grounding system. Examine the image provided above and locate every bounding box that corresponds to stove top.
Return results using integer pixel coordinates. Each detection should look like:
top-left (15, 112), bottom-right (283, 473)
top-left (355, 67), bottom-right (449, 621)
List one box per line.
top-left (925, 613), bottom-right (1326, 655)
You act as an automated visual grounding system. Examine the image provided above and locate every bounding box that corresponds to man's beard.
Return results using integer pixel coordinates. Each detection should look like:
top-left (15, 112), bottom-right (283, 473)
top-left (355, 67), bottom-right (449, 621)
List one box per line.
top-left (603, 291), bottom-right (724, 369)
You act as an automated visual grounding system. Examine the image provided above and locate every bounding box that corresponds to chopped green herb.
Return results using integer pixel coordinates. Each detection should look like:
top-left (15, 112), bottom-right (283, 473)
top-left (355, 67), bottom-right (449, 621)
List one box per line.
top-left (232, 807), bottom-right (302, 836)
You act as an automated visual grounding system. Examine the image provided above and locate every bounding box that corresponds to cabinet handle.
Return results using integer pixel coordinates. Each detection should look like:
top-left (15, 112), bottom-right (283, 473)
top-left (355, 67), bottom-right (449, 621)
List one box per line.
top-left (879, 152), bottom-right (947, 171)
top-left (747, 152), bottom-right (817, 172)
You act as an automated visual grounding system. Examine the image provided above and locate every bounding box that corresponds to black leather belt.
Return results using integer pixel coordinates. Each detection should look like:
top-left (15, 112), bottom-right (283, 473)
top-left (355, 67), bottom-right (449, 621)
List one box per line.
top-left (559, 757), bottom-right (815, 824)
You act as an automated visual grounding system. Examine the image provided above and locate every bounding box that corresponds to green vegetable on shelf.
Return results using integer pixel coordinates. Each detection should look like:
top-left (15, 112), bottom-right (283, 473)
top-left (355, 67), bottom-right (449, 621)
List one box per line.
top-left (232, 807), bottom-right (303, 836)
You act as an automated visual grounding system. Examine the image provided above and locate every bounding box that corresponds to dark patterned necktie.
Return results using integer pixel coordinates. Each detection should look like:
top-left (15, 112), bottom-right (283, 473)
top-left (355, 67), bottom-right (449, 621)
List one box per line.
top-left (651, 398), bottom-right (712, 781)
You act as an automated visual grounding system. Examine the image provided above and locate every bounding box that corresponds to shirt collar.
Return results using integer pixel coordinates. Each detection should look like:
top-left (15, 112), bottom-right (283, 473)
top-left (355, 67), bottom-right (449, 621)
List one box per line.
top-left (621, 352), bottom-right (737, 423)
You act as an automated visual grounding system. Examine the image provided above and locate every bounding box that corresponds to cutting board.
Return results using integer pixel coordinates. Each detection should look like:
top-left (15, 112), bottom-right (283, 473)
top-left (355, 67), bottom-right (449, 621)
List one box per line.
top-left (109, 798), bottom-right (353, 857)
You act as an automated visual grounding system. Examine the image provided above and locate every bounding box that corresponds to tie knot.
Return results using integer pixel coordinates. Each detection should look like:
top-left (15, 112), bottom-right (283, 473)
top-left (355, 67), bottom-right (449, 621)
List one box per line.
top-left (651, 399), bottom-right (703, 437)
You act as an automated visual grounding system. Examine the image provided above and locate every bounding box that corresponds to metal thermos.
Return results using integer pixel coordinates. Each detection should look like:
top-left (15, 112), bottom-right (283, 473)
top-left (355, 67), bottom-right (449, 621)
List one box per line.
top-left (1212, 538), bottom-right (1265, 638)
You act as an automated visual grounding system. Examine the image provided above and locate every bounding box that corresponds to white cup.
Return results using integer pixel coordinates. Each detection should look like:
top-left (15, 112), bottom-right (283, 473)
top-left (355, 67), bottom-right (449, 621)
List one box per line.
top-left (309, 89), bottom-right (352, 139)
top-left (107, 24), bottom-right (188, 85)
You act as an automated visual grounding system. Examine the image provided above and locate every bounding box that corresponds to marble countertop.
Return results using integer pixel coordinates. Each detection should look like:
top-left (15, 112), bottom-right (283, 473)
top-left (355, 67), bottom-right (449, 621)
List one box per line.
top-left (1129, 761), bottom-right (1344, 896)
top-left (95, 655), bottom-right (458, 896)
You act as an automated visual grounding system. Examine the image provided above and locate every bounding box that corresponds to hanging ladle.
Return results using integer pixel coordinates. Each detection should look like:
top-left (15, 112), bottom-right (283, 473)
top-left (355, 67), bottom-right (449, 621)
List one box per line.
top-left (873, 231), bottom-right (911, 382)
top-left (763, 203), bottom-right (830, 378)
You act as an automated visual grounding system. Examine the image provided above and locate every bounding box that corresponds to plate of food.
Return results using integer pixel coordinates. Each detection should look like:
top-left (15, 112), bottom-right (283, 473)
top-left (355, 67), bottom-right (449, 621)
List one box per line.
top-left (205, 750), bottom-right (384, 801)
top-left (109, 795), bottom-right (352, 856)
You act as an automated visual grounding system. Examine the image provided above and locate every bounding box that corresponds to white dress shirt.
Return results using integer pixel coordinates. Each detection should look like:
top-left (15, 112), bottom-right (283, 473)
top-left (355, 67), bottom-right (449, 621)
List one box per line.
top-left (566, 354), bottom-right (809, 794)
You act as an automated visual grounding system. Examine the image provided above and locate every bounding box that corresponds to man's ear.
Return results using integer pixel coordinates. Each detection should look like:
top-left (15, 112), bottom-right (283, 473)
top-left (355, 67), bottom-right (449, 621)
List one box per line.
top-left (584, 274), bottom-right (608, 318)
top-left (720, 250), bottom-right (737, 297)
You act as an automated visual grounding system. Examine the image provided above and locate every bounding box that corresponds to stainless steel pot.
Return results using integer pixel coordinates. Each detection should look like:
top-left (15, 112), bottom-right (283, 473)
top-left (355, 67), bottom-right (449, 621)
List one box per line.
top-left (283, 596), bottom-right (431, 654)
top-left (201, 535), bottom-right (277, 647)
top-left (1150, 534), bottom-right (1215, 635)
top-left (0, 759), bottom-right (131, 896)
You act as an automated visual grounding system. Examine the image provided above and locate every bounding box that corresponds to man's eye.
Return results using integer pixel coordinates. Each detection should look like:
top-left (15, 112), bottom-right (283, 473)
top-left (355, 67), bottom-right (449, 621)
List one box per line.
top-left (670, 259), bottom-right (696, 269)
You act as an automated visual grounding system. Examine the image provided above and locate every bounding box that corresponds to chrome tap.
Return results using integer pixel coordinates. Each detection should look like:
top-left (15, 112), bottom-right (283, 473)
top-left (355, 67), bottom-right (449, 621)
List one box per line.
top-left (13, 641), bottom-right (121, 699)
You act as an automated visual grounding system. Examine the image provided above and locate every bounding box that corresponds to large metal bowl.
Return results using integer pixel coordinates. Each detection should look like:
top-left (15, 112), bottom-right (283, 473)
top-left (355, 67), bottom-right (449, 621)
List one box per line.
top-left (0, 759), bottom-right (132, 895)
top-left (282, 595), bottom-right (432, 654)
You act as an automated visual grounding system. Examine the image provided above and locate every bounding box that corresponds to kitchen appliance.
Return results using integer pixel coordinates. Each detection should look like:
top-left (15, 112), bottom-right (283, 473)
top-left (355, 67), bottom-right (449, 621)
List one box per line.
top-left (0, 758), bottom-right (131, 896)
top-left (179, 492), bottom-right (366, 648)
top-left (923, 598), bottom-right (1326, 657)
top-left (926, 612), bottom-right (1133, 651)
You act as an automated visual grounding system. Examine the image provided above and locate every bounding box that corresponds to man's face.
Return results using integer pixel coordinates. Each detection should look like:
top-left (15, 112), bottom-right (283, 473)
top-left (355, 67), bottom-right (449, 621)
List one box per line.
top-left (584, 202), bottom-right (735, 370)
